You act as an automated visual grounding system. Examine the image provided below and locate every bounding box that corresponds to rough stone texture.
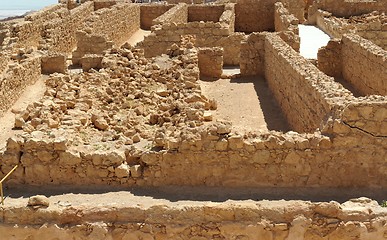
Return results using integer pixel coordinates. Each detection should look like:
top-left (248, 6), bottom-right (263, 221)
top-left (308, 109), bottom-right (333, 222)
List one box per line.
top-left (198, 47), bottom-right (224, 79)
top-left (274, 2), bottom-right (299, 34)
top-left (0, 55), bottom-right (41, 117)
top-left (41, 54), bottom-right (67, 74)
top-left (217, 32), bottom-right (246, 66)
top-left (80, 54), bottom-right (103, 71)
top-left (73, 33), bottom-right (113, 65)
top-left (235, 0), bottom-right (278, 33)
top-left (280, 0), bottom-right (306, 22)
top-left (317, 39), bottom-right (342, 77)
top-left (316, 10), bottom-right (387, 50)
top-left (188, 5), bottom-right (225, 23)
top-left (152, 3), bottom-right (188, 26)
top-left (342, 34), bottom-right (387, 96)
top-left (264, 34), bottom-right (351, 133)
top-left (308, 0), bottom-right (386, 23)
top-left (1, 197), bottom-right (387, 239)
top-left (140, 4), bottom-right (173, 30)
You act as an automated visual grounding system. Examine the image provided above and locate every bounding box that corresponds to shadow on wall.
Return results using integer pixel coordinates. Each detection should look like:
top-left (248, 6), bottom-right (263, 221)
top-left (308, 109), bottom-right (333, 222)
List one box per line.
top-left (230, 76), bottom-right (290, 132)
top-left (5, 185), bottom-right (387, 203)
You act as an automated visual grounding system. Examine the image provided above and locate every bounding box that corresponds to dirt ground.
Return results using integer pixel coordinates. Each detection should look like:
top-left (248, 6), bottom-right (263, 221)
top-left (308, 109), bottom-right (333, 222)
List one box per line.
top-left (200, 68), bottom-right (290, 134)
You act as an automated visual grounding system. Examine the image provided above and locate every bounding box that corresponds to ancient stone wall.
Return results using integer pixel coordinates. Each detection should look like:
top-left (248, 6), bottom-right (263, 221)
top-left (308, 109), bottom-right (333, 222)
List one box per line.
top-left (140, 4), bottom-right (173, 30)
top-left (264, 34), bottom-right (350, 133)
top-left (1, 199), bottom-right (386, 239)
top-left (0, 56), bottom-right (41, 117)
top-left (45, 2), bottom-right (95, 53)
top-left (167, 0), bottom-right (204, 4)
top-left (280, 0), bottom-right (305, 22)
top-left (316, 10), bottom-right (387, 50)
top-left (317, 39), bottom-right (342, 77)
top-left (342, 34), bottom-right (387, 96)
top-left (83, 3), bottom-right (140, 47)
top-left (93, 0), bottom-right (117, 10)
top-left (274, 2), bottom-right (299, 34)
top-left (235, 0), bottom-right (278, 33)
top-left (217, 32), bottom-right (246, 66)
top-left (139, 21), bottom-right (230, 57)
top-left (198, 47), bottom-right (223, 78)
top-left (8, 4), bottom-right (65, 49)
top-left (220, 3), bottom-right (236, 35)
top-left (309, 0), bottom-right (386, 22)
top-left (188, 5), bottom-right (224, 22)
top-left (152, 3), bottom-right (188, 26)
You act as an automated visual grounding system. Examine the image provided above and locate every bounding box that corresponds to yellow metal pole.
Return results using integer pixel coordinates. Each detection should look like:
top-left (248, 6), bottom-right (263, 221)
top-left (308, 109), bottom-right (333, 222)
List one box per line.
top-left (0, 182), bottom-right (3, 206)
top-left (0, 165), bottom-right (18, 206)
top-left (0, 165), bottom-right (18, 184)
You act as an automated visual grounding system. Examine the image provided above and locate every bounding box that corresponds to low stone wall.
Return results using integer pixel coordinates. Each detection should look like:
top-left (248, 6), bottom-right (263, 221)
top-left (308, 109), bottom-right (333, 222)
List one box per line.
top-left (309, 0), bottom-right (386, 22)
top-left (235, 0), bottom-right (277, 33)
top-left (0, 56), bottom-right (41, 117)
top-left (139, 21), bottom-right (230, 58)
top-left (140, 4), bottom-right (173, 30)
top-left (72, 32), bottom-right (113, 64)
top-left (264, 34), bottom-right (351, 133)
top-left (217, 32), bottom-right (246, 66)
top-left (188, 5), bottom-right (224, 23)
top-left (93, 0), bottom-right (117, 10)
top-left (1, 198), bottom-right (386, 239)
top-left (317, 39), bottom-right (342, 77)
top-left (342, 34), bottom-right (387, 96)
top-left (274, 2), bottom-right (299, 34)
top-left (152, 3), bottom-right (188, 26)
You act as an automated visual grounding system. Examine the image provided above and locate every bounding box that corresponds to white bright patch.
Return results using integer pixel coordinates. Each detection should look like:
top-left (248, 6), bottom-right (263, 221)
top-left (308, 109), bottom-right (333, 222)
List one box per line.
top-left (299, 24), bottom-right (331, 59)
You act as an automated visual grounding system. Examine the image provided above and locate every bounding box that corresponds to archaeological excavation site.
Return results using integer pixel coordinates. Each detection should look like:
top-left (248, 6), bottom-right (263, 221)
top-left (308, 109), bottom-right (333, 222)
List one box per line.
top-left (0, 0), bottom-right (386, 238)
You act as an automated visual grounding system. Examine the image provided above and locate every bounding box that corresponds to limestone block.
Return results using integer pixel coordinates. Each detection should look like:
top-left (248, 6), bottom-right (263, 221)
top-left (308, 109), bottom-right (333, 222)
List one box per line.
top-left (41, 54), bottom-right (67, 74)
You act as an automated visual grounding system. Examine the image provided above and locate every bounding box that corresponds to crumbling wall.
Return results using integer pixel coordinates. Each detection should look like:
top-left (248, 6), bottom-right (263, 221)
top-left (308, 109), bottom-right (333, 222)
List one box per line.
top-left (93, 0), bottom-right (117, 10)
top-left (152, 3), bottom-right (188, 26)
top-left (309, 0), bottom-right (386, 22)
top-left (274, 2), bottom-right (299, 34)
top-left (139, 22), bottom-right (230, 58)
top-left (235, 0), bottom-right (278, 33)
top-left (264, 34), bottom-right (350, 133)
top-left (0, 56), bottom-right (41, 116)
top-left (72, 33), bottom-right (113, 64)
top-left (280, 0), bottom-right (305, 22)
top-left (188, 5), bottom-right (225, 22)
top-left (140, 4), bottom-right (173, 30)
top-left (317, 39), bottom-right (342, 77)
top-left (342, 34), bottom-right (387, 96)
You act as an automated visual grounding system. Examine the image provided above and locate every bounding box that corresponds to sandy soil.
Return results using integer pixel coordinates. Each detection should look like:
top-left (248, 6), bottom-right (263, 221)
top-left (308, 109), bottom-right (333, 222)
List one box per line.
top-left (0, 77), bottom-right (46, 150)
top-left (200, 69), bottom-right (289, 134)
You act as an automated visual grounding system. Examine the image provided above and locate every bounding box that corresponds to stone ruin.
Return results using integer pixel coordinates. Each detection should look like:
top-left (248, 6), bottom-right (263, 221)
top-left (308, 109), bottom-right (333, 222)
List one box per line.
top-left (0, 0), bottom-right (386, 239)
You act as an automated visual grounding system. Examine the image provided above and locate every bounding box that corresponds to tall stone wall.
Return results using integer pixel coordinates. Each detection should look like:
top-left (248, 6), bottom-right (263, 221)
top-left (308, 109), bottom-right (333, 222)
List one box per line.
top-left (235, 0), bottom-right (278, 33)
top-left (342, 34), bottom-right (387, 96)
top-left (264, 34), bottom-right (351, 133)
top-left (140, 4), bottom-right (173, 30)
top-left (152, 3), bottom-right (188, 26)
top-left (0, 56), bottom-right (41, 117)
top-left (188, 5), bottom-right (225, 23)
top-left (308, 0), bottom-right (386, 23)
